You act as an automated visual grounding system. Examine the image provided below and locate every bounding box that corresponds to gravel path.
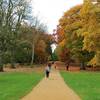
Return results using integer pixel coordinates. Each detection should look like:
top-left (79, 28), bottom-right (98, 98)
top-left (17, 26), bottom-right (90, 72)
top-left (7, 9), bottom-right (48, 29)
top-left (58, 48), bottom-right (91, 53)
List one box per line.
top-left (21, 69), bottom-right (80, 100)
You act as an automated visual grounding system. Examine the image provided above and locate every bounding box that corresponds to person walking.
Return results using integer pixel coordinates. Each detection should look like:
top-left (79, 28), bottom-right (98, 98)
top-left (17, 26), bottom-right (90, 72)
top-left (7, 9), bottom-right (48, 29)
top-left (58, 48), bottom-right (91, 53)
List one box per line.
top-left (45, 63), bottom-right (51, 78)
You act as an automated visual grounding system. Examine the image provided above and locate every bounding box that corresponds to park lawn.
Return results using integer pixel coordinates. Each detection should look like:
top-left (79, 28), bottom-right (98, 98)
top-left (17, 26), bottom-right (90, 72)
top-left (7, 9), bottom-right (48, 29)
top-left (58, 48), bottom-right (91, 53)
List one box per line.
top-left (0, 71), bottom-right (44, 100)
top-left (60, 71), bottom-right (100, 100)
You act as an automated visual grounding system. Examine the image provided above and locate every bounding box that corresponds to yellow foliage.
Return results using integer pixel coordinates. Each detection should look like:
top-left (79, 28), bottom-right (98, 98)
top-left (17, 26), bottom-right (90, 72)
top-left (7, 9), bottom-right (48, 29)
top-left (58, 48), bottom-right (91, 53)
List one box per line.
top-left (57, 1), bottom-right (100, 66)
top-left (82, 32), bottom-right (89, 36)
top-left (88, 55), bottom-right (96, 66)
top-left (80, 0), bottom-right (93, 17)
top-left (88, 51), bottom-right (100, 66)
top-left (59, 39), bottom-right (66, 47)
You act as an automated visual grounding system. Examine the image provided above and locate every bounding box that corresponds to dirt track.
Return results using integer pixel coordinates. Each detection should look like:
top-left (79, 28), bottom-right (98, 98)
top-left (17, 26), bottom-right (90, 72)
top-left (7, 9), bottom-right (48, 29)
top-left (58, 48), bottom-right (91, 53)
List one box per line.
top-left (21, 69), bottom-right (80, 100)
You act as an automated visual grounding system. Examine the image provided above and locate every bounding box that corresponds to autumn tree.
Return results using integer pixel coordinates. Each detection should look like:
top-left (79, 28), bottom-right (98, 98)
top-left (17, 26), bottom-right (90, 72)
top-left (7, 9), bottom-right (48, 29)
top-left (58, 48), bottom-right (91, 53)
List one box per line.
top-left (80, 0), bottom-right (100, 66)
top-left (56, 4), bottom-right (95, 69)
top-left (34, 32), bottom-right (53, 64)
top-left (34, 40), bottom-right (47, 64)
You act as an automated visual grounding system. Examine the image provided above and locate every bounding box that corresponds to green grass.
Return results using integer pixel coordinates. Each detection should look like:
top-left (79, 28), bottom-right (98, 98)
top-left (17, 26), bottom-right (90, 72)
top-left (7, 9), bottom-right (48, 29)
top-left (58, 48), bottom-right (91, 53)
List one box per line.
top-left (0, 72), bottom-right (43, 100)
top-left (60, 71), bottom-right (100, 100)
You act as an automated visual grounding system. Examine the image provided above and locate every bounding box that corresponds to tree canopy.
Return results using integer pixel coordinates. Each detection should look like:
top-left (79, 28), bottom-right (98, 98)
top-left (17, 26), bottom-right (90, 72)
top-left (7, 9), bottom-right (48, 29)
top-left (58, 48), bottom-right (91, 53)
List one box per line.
top-left (56, 0), bottom-right (100, 69)
top-left (0, 0), bottom-right (53, 71)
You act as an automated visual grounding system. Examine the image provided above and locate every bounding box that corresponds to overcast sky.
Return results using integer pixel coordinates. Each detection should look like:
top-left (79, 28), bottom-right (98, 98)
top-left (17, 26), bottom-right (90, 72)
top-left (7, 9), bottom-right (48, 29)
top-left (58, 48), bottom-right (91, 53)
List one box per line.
top-left (32, 0), bottom-right (83, 34)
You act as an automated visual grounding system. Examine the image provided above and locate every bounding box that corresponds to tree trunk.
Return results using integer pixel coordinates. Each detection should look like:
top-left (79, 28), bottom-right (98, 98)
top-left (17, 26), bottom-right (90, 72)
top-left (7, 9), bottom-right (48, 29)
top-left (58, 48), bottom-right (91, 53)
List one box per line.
top-left (0, 57), bottom-right (4, 72)
top-left (66, 63), bottom-right (70, 71)
top-left (31, 44), bottom-right (34, 65)
top-left (11, 63), bottom-right (16, 69)
top-left (80, 61), bottom-right (86, 70)
top-left (0, 66), bottom-right (4, 72)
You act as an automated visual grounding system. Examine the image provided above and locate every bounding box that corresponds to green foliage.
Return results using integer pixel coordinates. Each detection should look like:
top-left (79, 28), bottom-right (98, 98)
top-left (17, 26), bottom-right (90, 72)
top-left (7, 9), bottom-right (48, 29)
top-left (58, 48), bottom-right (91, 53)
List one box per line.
top-left (0, 0), bottom-right (51, 70)
top-left (1, 51), bottom-right (12, 64)
top-left (0, 0), bottom-right (33, 70)
top-left (14, 41), bottom-right (32, 64)
top-left (51, 51), bottom-right (58, 61)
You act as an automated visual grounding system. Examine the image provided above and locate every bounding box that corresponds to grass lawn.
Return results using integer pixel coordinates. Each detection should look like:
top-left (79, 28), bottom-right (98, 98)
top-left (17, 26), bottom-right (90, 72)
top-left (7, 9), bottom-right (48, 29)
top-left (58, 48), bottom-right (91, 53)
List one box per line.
top-left (0, 71), bottom-right (44, 100)
top-left (60, 71), bottom-right (100, 100)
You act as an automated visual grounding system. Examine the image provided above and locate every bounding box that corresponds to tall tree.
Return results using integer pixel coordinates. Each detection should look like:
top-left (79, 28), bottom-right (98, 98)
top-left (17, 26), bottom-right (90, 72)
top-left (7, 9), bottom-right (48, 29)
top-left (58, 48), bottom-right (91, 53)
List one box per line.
top-left (56, 4), bottom-right (95, 69)
top-left (80, 0), bottom-right (100, 66)
top-left (0, 0), bottom-right (34, 71)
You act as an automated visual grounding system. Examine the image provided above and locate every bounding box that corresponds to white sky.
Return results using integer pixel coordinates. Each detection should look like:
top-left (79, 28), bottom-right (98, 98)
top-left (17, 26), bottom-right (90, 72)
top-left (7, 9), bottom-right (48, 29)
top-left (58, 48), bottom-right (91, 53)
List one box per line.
top-left (32, 0), bottom-right (83, 34)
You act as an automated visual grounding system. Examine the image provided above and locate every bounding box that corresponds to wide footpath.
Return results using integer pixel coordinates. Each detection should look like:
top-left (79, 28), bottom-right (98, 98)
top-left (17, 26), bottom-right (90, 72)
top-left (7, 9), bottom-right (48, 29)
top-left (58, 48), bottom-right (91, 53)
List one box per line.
top-left (21, 69), bottom-right (80, 100)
